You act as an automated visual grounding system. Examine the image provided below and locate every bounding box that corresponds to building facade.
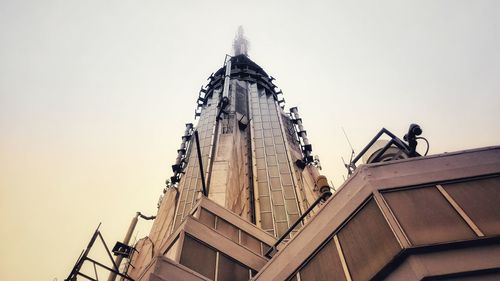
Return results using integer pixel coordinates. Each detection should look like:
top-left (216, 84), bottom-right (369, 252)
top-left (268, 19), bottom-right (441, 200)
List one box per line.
top-left (126, 42), bottom-right (329, 281)
top-left (111, 37), bottom-right (500, 281)
top-left (254, 146), bottom-right (500, 281)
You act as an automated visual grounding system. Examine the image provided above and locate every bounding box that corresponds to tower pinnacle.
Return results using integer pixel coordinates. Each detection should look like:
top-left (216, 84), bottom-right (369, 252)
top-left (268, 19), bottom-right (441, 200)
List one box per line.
top-left (233, 26), bottom-right (249, 56)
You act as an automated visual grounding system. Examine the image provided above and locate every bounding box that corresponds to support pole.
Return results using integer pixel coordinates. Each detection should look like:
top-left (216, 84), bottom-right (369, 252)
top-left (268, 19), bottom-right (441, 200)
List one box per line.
top-left (194, 130), bottom-right (208, 196)
top-left (107, 213), bottom-right (139, 281)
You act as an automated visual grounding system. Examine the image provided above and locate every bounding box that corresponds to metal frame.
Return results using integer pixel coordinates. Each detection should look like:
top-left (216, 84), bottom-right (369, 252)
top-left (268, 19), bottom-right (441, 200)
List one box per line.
top-left (346, 128), bottom-right (418, 175)
top-left (65, 224), bottom-right (134, 281)
top-left (194, 130), bottom-right (208, 196)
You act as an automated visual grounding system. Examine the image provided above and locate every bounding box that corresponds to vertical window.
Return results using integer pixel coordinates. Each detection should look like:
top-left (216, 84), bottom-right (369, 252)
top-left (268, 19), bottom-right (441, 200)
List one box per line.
top-left (199, 208), bottom-right (216, 229)
top-left (216, 218), bottom-right (239, 242)
top-left (180, 236), bottom-right (216, 279)
top-left (217, 253), bottom-right (250, 281)
top-left (240, 231), bottom-right (261, 254)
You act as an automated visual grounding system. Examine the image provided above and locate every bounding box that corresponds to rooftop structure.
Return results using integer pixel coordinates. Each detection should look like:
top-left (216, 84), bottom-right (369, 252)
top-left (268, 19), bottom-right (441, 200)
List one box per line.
top-left (65, 30), bottom-right (500, 281)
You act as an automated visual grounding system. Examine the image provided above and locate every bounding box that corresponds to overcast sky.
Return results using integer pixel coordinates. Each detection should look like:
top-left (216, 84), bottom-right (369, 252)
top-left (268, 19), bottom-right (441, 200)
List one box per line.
top-left (1, 1), bottom-right (499, 280)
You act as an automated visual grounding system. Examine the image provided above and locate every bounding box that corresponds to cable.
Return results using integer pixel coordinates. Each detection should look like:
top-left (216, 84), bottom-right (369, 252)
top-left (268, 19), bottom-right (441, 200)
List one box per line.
top-left (137, 212), bottom-right (156, 220)
top-left (416, 137), bottom-right (430, 156)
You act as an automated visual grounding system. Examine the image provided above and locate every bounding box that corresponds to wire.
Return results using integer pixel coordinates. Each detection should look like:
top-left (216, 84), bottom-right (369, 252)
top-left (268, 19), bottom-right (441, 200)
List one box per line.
top-left (416, 137), bottom-right (430, 156)
top-left (341, 127), bottom-right (356, 156)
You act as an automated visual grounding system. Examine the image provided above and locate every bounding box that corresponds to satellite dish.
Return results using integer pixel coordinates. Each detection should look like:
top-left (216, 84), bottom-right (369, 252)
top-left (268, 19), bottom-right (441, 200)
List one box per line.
top-left (362, 140), bottom-right (409, 164)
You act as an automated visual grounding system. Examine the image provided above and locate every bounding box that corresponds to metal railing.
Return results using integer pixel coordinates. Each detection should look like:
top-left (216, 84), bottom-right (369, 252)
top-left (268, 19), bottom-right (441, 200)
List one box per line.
top-left (265, 190), bottom-right (332, 258)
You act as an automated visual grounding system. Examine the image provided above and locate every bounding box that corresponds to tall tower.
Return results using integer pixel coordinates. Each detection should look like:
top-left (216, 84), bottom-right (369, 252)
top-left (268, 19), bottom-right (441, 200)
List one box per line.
top-left (126, 29), bottom-right (331, 281)
top-left (160, 28), bottom-right (327, 238)
top-left (69, 28), bottom-right (500, 281)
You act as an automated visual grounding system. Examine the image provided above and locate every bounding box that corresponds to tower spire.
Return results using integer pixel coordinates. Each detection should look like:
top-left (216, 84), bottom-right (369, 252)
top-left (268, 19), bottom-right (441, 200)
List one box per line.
top-left (233, 26), bottom-right (249, 56)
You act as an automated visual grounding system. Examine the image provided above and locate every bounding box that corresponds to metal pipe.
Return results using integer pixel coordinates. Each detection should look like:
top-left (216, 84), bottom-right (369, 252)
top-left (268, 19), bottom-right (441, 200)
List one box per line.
top-left (107, 211), bottom-right (156, 281)
top-left (194, 130), bottom-right (208, 196)
top-left (138, 213), bottom-right (156, 220)
top-left (371, 139), bottom-right (396, 163)
top-left (265, 191), bottom-right (332, 258)
top-left (216, 55), bottom-right (232, 120)
top-left (350, 128), bottom-right (412, 165)
top-left (107, 214), bottom-right (139, 281)
top-left (350, 129), bottom-right (386, 165)
top-left (222, 56), bottom-right (232, 100)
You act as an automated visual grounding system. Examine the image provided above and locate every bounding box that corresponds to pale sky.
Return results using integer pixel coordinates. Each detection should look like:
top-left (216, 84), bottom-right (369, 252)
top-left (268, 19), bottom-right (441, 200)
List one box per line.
top-left (1, 1), bottom-right (499, 280)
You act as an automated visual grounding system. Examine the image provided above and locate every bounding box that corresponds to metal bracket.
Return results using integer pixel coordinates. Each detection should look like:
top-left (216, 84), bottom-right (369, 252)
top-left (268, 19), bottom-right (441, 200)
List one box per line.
top-left (64, 224), bottom-right (134, 281)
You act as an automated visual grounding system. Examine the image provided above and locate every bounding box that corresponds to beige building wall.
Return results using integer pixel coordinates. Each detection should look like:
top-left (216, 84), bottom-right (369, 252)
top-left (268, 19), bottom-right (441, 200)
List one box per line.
top-left (208, 79), bottom-right (252, 219)
top-left (128, 188), bottom-right (178, 279)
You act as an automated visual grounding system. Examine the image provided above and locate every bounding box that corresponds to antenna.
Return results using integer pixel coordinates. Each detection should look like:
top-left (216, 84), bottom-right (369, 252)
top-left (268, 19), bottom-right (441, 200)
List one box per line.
top-left (233, 26), bottom-right (249, 56)
top-left (341, 156), bottom-right (347, 167)
top-left (341, 127), bottom-right (355, 155)
top-left (341, 127), bottom-right (356, 175)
